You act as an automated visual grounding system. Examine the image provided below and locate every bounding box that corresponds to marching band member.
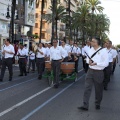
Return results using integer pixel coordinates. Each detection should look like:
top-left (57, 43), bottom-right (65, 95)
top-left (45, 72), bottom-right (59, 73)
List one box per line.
top-left (78, 37), bottom-right (109, 111)
top-left (83, 40), bottom-right (91, 73)
top-left (73, 42), bottom-right (81, 73)
top-left (36, 43), bottom-right (46, 80)
top-left (27, 48), bottom-right (36, 73)
top-left (103, 40), bottom-right (116, 90)
top-left (17, 44), bottom-right (28, 76)
top-left (0, 39), bottom-right (15, 82)
top-left (61, 40), bottom-right (71, 62)
top-left (69, 40), bottom-right (75, 62)
top-left (50, 40), bottom-right (66, 88)
top-left (112, 46), bottom-right (118, 74)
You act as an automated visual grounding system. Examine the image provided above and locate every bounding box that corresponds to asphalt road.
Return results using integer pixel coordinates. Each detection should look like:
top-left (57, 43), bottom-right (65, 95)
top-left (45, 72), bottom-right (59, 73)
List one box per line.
top-left (0, 58), bottom-right (120, 120)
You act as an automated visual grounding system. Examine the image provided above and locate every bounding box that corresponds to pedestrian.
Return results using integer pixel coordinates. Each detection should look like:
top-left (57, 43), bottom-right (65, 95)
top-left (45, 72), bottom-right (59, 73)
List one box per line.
top-left (103, 40), bottom-right (116, 90)
top-left (36, 43), bottom-right (46, 80)
top-left (78, 37), bottom-right (109, 111)
top-left (27, 48), bottom-right (35, 73)
top-left (50, 40), bottom-right (66, 88)
top-left (69, 40), bottom-right (75, 62)
top-left (0, 39), bottom-right (15, 82)
top-left (17, 44), bottom-right (28, 76)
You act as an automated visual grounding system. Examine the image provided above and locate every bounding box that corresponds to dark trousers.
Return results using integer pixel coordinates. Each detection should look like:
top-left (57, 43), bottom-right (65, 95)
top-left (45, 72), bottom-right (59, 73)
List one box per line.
top-left (19, 58), bottom-right (27, 75)
top-left (36, 58), bottom-right (45, 77)
top-left (82, 56), bottom-right (85, 70)
top-left (112, 60), bottom-right (116, 73)
top-left (0, 58), bottom-right (13, 80)
top-left (75, 56), bottom-right (79, 73)
top-left (52, 60), bottom-right (61, 84)
top-left (28, 59), bottom-right (35, 72)
top-left (85, 62), bottom-right (89, 73)
top-left (103, 63), bottom-right (112, 88)
top-left (83, 69), bottom-right (104, 108)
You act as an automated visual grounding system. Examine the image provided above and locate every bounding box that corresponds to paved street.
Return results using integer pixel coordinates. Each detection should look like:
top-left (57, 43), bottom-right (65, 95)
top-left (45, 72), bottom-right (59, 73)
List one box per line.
top-left (0, 58), bottom-right (120, 120)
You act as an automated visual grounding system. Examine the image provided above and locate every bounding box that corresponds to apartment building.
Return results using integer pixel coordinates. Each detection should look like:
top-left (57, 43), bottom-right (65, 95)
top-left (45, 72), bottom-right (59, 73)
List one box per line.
top-left (33, 0), bottom-right (80, 43)
top-left (0, 0), bottom-right (36, 49)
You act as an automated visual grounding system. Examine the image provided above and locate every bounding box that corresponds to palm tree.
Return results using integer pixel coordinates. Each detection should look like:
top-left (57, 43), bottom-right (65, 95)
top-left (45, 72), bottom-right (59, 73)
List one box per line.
top-left (72, 4), bottom-right (90, 42)
top-left (43, 3), bottom-right (67, 41)
top-left (86, 0), bottom-right (104, 37)
top-left (86, 0), bottom-right (104, 14)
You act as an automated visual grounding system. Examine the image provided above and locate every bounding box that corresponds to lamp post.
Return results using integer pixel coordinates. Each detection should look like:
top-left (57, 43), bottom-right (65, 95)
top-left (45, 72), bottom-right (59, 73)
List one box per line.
top-left (6, 0), bottom-right (19, 43)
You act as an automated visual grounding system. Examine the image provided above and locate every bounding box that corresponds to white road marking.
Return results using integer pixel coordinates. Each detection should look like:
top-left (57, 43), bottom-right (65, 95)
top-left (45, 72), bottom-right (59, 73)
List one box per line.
top-left (21, 75), bottom-right (85, 120)
top-left (0, 69), bottom-right (84, 118)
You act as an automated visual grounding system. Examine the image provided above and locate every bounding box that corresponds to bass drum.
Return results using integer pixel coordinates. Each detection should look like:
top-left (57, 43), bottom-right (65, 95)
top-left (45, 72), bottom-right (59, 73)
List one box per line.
top-left (61, 62), bottom-right (75, 74)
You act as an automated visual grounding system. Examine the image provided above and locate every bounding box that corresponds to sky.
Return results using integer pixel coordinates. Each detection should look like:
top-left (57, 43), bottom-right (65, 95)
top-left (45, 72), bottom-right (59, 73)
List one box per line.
top-left (101, 0), bottom-right (120, 45)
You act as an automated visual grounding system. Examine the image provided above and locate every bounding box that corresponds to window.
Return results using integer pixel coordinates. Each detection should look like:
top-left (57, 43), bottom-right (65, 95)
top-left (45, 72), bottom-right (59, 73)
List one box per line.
top-left (41, 33), bottom-right (45, 39)
top-left (35, 33), bottom-right (38, 35)
top-left (35, 13), bottom-right (38, 18)
top-left (35, 23), bottom-right (38, 28)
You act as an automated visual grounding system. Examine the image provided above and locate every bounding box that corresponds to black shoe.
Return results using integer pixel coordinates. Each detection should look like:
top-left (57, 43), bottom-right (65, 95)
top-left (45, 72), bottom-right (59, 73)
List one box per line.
top-left (96, 105), bottom-right (100, 110)
top-left (54, 84), bottom-right (59, 88)
top-left (38, 76), bottom-right (42, 80)
top-left (19, 74), bottom-right (23, 76)
top-left (9, 78), bottom-right (12, 81)
top-left (27, 71), bottom-right (29, 73)
top-left (0, 79), bottom-right (3, 82)
top-left (78, 106), bottom-right (88, 111)
top-left (104, 87), bottom-right (107, 91)
top-left (25, 73), bottom-right (27, 76)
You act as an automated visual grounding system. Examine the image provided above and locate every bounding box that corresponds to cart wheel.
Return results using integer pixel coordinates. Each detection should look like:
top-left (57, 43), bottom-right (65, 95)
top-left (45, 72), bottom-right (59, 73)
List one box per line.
top-left (48, 77), bottom-right (53, 86)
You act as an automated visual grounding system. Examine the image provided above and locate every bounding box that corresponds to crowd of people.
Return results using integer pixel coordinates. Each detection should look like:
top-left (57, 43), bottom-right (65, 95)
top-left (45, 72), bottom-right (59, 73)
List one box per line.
top-left (0, 37), bottom-right (119, 110)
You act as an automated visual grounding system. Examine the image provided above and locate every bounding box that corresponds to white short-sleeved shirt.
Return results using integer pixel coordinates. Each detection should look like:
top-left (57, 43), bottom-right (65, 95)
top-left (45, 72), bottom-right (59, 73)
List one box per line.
top-left (2, 44), bottom-right (15, 58)
top-left (50, 46), bottom-right (66, 61)
top-left (73, 47), bottom-right (81, 56)
top-left (17, 48), bottom-right (28, 57)
top-left (29, 51), bottom-right (35, 60)
top-left (36, 47), bottom-right (46, 58)
top-left (86, 47), bottom-right (109, 70)
top-left (106, 48), bottom-right (116, 62)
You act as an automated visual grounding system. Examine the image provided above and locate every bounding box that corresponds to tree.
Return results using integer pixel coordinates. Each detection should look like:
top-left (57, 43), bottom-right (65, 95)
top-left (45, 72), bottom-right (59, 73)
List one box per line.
top-left (72, 4), bottom-right (90, 42)
top-left (43, 3), bottom-right (67, 41)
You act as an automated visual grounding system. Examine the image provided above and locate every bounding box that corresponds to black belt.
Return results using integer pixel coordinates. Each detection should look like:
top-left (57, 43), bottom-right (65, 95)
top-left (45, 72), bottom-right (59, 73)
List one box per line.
top-left (37, 57), bottom-right (44, 59)
top-left (4, 58), bottom-right (13, 59)
top-left (52, 59), bottom-right (61, 61)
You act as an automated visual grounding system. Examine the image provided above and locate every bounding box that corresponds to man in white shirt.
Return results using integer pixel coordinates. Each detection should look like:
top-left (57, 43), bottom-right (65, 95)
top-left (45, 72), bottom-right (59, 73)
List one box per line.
top-left (73, 42), bottom-right (81, 73)
top-left (83, 40), bottom-right (91, 73)
top-left (61, 40), bottom-right (70, 62)
top-left (78, 37), bottom-right (109, 111)
top-left (69, 40), bottom-right (75, 62)
top-left (112, 46), bottom-right (118, 74)
top-left (0, 39), bottom-right (15, 82)
top-left (27, 48), bottom-right (35, 73)
top-left (50, 40), bottom-right (66, 88)
top-left (36, 43), bottom-right (46, 80)
top-left (17, 44), bottom-right (28, 76)
top-left (103, 40), bottom-right (116, 90)
top-left (81, 43), bottom-right (86, 70)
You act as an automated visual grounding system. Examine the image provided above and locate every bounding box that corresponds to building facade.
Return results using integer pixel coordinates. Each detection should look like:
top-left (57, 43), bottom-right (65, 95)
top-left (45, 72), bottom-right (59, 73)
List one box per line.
top-left (0, 0), bottom-right (36, 49)
top-left (33, 0), bottom-right (80, 43)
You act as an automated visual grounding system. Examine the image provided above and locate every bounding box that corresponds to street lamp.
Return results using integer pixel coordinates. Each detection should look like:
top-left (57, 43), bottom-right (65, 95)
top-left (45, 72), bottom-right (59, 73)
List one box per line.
top-left (6, 5), bottom-right (19, 43)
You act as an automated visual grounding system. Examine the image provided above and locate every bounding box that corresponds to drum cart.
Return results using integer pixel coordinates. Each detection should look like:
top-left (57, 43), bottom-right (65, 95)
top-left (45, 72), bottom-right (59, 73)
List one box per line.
top-left (43, 61), bottom-right (77, 86)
